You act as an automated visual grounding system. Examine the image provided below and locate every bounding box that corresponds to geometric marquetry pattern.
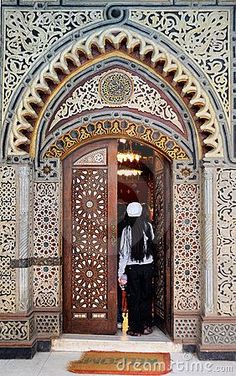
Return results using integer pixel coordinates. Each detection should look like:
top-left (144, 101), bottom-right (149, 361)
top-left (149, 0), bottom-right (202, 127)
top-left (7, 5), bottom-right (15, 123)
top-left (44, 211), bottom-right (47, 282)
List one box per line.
top-left (45, 120), bottom-right (188, 161)
top-left (35, 159), bottom-right (61, 181)
top-left (216, 168), bottom-right (236, 316)
top-left (0, 166), bottom-right (16, 222)
top-left (35, 314), bottom-right (61, 337)
top-left (33, 182), bottom-right (60, 258)
top-left (33, 182), bottom-right (61, 308)
top-left (0, 166), bottom-right (17, 313)
top-left (130, 9), bottom-right (230, 120)
top-left (173, 175), bottom-right (201, 311)
top-left (174, 317), bottom-right (200, 339)
top-left (72, 168), bottom-right (108, 311)
top-left (2, 9), bottom-right (103, 116)
top-left (202, 323), bottom-right (236, 345)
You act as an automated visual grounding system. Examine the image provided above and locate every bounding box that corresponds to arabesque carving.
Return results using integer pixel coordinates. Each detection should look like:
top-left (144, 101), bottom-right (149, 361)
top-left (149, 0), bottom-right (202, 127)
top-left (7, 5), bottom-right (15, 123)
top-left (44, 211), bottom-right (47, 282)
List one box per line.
top-left (44, 120), bottom-right (188, 161)
top-left (130, 10), bottom-right (230, 120)
top-left (3, 9), bottom-right (103, 116)
top-left (8, 27), bottom-right (223, 158)
top-left (49, 69), bottom-right (183, 132)
top-left (216, 168), bottom-right (236, 316)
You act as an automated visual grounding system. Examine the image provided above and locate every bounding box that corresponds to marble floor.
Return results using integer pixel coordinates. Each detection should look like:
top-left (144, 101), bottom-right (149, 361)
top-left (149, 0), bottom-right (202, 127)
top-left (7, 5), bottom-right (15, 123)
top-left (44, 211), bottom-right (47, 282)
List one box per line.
top-left (52, 327), bottom-right (182, 353)
top-left (1, 329), bottom-right (235, 376)
top-left (0, 351), bottom-right (235, 376)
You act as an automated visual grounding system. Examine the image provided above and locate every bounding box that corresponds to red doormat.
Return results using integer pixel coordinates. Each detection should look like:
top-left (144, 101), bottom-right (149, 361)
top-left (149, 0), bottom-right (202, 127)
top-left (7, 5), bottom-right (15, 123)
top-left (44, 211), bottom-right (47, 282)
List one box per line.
top-left (67, 351), bottom-right (171, 375)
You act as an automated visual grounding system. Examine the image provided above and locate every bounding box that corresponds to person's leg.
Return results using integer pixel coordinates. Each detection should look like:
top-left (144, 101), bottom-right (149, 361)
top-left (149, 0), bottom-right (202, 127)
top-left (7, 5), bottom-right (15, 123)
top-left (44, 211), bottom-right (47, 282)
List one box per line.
top-left (117, 284), bottom-right (123, 326)
top-left (126, 265), bottom-right (142, 334)
top-left (140, 263), bottom-right (154, 331)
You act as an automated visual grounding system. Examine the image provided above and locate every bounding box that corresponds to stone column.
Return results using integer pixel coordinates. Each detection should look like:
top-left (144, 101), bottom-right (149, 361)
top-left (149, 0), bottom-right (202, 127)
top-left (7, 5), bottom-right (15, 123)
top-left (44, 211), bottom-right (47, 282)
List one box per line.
top-left (201, 166), bottom-right (216, 315)
top-left (15, 165), bottom-right (33, 312)
top-left (0, 161), bottom-right (35, 358)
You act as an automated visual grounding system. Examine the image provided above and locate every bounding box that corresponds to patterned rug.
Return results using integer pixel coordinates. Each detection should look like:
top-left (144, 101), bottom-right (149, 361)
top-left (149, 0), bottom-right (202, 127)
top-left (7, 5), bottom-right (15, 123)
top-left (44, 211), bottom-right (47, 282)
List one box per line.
top-left (67, 351), bottom-right (171, 375)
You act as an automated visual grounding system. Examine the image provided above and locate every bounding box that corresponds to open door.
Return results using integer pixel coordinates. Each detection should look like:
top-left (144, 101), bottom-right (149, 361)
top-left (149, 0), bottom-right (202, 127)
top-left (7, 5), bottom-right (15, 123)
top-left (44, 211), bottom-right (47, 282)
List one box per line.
top-left (153, 154), bottom-right (172, 336)
top-left (63, 140), bottom-right (117, 334)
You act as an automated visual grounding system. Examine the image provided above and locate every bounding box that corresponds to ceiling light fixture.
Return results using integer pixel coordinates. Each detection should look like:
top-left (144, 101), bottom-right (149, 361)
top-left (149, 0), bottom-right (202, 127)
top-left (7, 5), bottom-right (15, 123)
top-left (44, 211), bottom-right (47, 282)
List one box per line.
top-left (117, 152), bottom-right (141, 163)
top-left (117, 168), bottom-right (142, 177)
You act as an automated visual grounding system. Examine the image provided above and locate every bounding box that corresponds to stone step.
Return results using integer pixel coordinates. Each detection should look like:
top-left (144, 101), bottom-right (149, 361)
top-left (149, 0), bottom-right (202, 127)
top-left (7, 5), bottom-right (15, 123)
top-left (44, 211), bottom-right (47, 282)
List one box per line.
top-left (52, 330), bottom-right (182, 353)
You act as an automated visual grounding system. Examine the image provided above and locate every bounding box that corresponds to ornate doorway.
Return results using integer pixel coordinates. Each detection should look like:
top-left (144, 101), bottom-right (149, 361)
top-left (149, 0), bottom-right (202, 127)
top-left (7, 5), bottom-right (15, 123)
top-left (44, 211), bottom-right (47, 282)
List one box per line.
top-left (63, 137), bottom-right (172, 336)
top-left (63, 140), bottom-right (117, 334)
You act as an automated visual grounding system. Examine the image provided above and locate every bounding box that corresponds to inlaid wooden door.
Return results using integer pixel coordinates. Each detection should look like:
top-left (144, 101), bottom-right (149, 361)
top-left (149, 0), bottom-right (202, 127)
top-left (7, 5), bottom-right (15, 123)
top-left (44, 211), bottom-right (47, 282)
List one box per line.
top-left (63, 140), bottom-right (117, 334)
top-left (153, 154), bottom-right (172, 336)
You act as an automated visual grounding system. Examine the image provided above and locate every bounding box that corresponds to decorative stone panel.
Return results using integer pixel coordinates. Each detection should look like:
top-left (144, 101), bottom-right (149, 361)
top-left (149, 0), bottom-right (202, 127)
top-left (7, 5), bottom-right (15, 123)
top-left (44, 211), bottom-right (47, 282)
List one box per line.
top-left (202, 323), bottom-right (236, 345)
top-left (0, 222), bottom-right (16, 258)
top-left (35, 159), bottom-right (61, 181)
top-left (216, 168), bottom-right (236, 316)
top-left (2, 9), bottom-right (103, 116)
top-left (33, 266), bottom-right (61, 308)
top-left (50, 69), bottom-right (184, 133)
top-left (173, 162), bottom-right (201, 312)
top-left (33, 181), bottom-right (61, 308)
top-left (174, 316), bottom-right (201, 340)
top-left (0, 166), bottom-right (16, 222)
top-left (0, 166), bottom-right (17, 313)
top-left (5, 27), bottom-right (223, 157)
top-left (35, 313), bottom-right (61, 338)
top-left (33, 182), bottom-right (60, 259)
top-left (130, 9), bottom-right (230, 122)
top-left (0, 316), bottom-right (35, 342)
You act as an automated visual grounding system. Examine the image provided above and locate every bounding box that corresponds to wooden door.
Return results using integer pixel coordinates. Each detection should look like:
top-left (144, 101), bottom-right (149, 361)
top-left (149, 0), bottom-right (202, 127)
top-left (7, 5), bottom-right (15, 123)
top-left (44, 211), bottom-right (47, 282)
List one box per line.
top-left (63, 140), bottom-right (117, 334)
top-left (153, 154), bottom-right (172, 336)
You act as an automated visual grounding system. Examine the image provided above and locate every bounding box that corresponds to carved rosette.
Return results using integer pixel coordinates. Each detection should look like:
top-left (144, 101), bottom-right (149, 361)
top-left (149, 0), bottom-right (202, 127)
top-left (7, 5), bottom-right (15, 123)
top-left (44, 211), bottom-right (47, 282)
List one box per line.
top-left (99, 70), bottom-right (133, 105)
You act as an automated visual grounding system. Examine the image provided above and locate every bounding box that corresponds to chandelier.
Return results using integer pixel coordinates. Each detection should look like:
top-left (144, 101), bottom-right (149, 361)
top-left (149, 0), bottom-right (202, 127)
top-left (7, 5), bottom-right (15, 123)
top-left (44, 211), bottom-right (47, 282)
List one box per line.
top-left (117, 139), bottom-right (141, 163)
top-left (117, 140), bottom-right (143, 177)
top-left (117, 152), bottom-right (141, 163)
top-left (117, 168), bottom-right (142, 177)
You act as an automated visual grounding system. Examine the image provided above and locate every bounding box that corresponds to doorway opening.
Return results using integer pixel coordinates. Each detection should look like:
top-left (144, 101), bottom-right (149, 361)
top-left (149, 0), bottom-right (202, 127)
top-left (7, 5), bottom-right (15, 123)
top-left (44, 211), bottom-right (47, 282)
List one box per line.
top-left (62, 138), bottom-right (172, 338)
top-left (117, 139), bottom-right (172, 337)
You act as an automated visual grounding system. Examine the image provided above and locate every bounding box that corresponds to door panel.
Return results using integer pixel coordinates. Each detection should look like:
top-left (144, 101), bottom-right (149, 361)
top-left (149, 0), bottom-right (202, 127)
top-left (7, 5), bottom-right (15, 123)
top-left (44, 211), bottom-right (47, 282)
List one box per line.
top-left (63, 140), bottom-right (117, 334)
top-left (153, 155), bottom-right (172, 336)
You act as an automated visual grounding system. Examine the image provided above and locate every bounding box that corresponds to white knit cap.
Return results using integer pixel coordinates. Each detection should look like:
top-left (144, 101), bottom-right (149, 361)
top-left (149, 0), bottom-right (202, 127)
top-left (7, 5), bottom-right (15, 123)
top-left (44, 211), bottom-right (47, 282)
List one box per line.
top-left (127, 202), bottom-right (142, 217)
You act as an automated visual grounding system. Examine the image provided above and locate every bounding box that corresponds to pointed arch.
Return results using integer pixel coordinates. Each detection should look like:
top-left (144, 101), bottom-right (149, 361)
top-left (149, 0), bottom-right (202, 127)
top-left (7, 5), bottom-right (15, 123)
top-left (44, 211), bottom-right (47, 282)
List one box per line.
top-left (7, 27), bottom-right (223, 158)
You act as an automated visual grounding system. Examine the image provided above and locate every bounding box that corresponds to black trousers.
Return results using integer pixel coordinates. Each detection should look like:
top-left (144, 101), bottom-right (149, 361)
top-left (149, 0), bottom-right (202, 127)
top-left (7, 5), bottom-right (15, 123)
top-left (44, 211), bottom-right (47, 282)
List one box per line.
top-left (126, 263), bottom-right (154, 333)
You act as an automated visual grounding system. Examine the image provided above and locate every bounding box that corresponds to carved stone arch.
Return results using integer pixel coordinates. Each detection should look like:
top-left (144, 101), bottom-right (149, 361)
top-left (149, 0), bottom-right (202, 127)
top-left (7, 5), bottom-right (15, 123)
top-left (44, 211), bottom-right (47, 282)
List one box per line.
top-left (43, 119), bottom-right (189, 162)
top-left (5, 27), bottom-right (223, 159)
top-left (36, 62), bottom-right (198, 164)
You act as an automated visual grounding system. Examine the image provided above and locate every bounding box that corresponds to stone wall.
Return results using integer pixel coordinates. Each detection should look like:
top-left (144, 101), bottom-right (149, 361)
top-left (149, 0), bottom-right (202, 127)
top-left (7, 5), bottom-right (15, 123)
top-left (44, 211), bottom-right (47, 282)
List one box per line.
top-left (0, 1), bottom-right (235, 359)
top-left (173, 162), bottom-right (202, 343)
